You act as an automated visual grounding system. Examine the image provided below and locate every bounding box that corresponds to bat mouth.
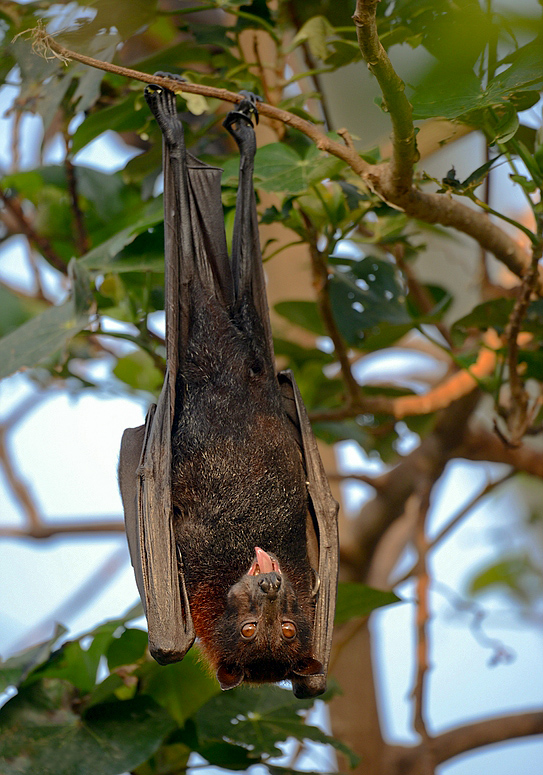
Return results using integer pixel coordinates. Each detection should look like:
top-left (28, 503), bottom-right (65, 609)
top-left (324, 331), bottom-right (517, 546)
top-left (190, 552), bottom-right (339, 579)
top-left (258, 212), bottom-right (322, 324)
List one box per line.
top-left (247, 546), bottom-right (281, 576)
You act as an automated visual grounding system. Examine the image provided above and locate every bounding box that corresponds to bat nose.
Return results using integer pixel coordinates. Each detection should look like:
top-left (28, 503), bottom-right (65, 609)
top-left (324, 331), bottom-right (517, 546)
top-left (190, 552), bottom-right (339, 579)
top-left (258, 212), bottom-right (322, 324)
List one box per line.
top-left (258, 572), bottom-right (281, 598)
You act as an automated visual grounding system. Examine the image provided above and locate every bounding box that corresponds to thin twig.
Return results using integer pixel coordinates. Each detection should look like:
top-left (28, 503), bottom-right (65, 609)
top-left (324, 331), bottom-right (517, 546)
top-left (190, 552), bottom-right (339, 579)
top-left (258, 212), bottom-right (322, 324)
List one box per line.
top-left (0, 425), bottom-right (42, 531)
top-left (0, 519), bottom-right (125, 538)
top-left (412, 481), bottom-right (436, 774)
top-left (0, 188), bottom-right (67, 273)
top-left (503, 233), bottom-right (543, 444)
top-left (309, 329), bottom-right (499, 422)
top-left (301, 213), bottom-right (361, 405)
top-left (64, 152), bottom-right (90, 255)
top-left (393, 470), bottom-right (516, 585)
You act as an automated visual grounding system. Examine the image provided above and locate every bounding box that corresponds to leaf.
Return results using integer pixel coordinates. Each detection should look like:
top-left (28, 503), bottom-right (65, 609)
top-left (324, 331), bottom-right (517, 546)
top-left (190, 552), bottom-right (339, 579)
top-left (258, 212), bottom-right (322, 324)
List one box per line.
top-left (139, 648), bottom-right (219, 725)
top-left (329, 257), bottom-right (410, 346)
top-left (254, 143), bottom-right (344, 194)
top-left (289, 16), bottom-right (335, 61)
top-left (80, 198), bottom-right (164, 271)
top-left (0, 625), bottom-right (67, 693)
top-left (468, 553), bottom-right (543, 603)
top-left (71, 93), bottom-right (146, 153)
top-left (453, 298), bottom-right (514, 335)
top-left (0, 262), bottom-right (93, 380)
top-left (410, 66), bottom-right (484, 120)
top-left (274, 300), bottom-right (325, 336)
top-left (335, 583), bottom-right (401, 624)
top-left (193, 684), bottom-right (358, 768)
top-left (107, 629), bottom-right (149, 671)
top-left (0, 682), bottom-right (175, 775)
top-left (113, 350), bottom-right (164, 393)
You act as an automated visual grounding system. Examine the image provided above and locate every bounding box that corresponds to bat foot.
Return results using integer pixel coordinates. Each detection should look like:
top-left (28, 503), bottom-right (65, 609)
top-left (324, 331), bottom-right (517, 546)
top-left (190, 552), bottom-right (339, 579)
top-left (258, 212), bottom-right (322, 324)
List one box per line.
top-left (223, 91), bottom-right (262, 132)
top-left (144, 82), bottom-right (185, 149)
top-left (153, 71), bottom-right (187, 84)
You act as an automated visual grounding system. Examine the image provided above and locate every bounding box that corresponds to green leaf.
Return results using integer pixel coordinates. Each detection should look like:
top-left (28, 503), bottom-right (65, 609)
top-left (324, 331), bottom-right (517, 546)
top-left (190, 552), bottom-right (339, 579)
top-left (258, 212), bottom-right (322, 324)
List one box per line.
top-left (107, 629), bottom-right (149, 671)
top-left (139, 648), bottom-right (219, 725)
top-left (193, 684), bottom-right (358, 768)
top-left (0, 682), bottom-right (175, 775)
top-left (254, 143), bottom-right (344, 194)
top-left (0, 262), bottom-right (94, 380)
top-left (335, 583), bottom-right (401, 624)
top-left (289, 16), bottom-right (335, 61)
top-left (113, 350), bottom-right (164, 393)
top-left (80, 198), bottom-right (164, 271)
top-left (71, 93), bottom-right (147, 153)
top-left (468, 553), bottom-right (543, 603)
top-left (453, 298), bottom-right (514, 335)
top-left (0, 624), bottom-right (67, 693)
top-left (329, 257), bottom-right (410, 346)
top-left (274, 300), bottom-right (325, 336)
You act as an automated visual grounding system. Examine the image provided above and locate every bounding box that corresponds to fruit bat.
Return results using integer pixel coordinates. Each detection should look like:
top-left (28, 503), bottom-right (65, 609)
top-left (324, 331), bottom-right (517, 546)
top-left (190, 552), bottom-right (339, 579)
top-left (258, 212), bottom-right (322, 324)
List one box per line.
top-left (118, 81), bottom-right (338, 698)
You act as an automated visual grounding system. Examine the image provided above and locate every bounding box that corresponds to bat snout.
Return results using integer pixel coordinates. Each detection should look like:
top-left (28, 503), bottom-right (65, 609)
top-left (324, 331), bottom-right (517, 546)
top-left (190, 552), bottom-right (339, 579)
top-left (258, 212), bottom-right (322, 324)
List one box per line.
top-left (257, 572), bottom-right (282, 599)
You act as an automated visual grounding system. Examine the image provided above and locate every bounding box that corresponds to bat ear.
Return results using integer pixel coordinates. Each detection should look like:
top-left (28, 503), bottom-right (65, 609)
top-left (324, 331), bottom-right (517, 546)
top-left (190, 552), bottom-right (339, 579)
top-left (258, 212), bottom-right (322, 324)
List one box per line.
top-left (292, 657), bottom-right (323, 677)
top-left (217, 664), bottom-right (244, 691)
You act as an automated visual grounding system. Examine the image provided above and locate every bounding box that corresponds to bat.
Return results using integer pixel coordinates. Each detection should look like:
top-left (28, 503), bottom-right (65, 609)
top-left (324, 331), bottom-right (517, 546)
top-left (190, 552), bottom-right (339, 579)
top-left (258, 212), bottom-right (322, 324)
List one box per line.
top-left (118, 80), bottom-right (338, 698)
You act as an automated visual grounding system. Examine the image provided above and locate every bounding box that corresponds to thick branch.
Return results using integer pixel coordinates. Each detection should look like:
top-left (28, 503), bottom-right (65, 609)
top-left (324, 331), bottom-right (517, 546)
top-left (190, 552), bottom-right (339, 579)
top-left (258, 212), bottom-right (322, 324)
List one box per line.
top-left (310, 330), bottom-right (498, 422)
top-left (434, 711), bottom-right (543, 765)
top-left (461, 425), bottom-right (543, 479)
top-left (353, 0), bottom-right (418, 194)
top-left (389, 710), bottom-right (543, 774)
top-left (344, 390), bottom-right (480, 580)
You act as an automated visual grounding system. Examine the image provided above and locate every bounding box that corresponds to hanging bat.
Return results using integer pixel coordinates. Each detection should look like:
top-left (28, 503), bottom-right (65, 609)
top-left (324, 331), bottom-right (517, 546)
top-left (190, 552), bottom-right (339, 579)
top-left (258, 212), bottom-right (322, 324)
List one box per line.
top-left (118, 80), bottom-right (338, 698)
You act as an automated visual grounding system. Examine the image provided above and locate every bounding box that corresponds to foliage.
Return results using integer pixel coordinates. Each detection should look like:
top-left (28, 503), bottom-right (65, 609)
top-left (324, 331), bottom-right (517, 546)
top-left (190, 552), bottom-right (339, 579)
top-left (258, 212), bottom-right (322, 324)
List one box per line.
top-left (1, 0), bottom-right (543, 773)
top-left (0, 584), bottom-right (395, 774)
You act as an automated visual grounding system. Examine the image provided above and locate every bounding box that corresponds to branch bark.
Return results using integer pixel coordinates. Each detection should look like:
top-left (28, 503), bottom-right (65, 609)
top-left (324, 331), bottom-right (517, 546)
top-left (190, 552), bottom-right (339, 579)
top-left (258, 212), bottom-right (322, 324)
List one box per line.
top-left (389, 710), bottom-right (543, 773)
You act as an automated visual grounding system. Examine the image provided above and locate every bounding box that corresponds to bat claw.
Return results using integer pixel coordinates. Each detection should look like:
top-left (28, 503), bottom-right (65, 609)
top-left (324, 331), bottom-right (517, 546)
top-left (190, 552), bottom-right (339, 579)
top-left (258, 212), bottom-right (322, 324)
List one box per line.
top-left (223, 91), bottom-right (262, 130)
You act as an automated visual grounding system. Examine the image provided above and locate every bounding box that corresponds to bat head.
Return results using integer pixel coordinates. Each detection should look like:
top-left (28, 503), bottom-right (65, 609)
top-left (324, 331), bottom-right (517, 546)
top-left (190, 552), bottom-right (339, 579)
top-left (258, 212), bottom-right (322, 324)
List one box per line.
top-left (211, 547), bottom-right (322, 690)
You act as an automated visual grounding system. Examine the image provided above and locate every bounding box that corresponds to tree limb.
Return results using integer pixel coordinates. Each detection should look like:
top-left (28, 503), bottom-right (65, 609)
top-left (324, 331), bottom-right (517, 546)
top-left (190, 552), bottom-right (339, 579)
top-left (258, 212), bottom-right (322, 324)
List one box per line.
top-left (352, 0), bottom-right (418, 195)
top-left (24, 26), bottom-right (533, 286)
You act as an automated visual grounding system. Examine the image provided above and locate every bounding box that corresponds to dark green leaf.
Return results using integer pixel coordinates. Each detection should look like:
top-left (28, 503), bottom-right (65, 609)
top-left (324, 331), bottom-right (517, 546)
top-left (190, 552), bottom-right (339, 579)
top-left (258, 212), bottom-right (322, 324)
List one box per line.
top-left (254, 143), bottom-right (344, 194)
top-left (274, 300), bottom-right (325, 336)
top-left (0, 624), bottom-right (67, 693)
top-left (0, 682), bottom-right (175, 775)
top-left (335, 583), bottom-right (401, 624)
top-left (194, 684), bottom-right (358, 767)
top-left (107, 629), bottom-right (149, 671)
top-left (139, 648), bottom-right (219, 725)
top-left (453, 299), bottom-right (515, 335)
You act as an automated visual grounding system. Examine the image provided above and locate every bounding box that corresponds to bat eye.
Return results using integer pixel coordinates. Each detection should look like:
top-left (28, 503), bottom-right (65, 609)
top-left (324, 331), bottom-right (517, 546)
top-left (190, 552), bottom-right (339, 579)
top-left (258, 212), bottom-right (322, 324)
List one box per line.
top-left (241, 622), bottom-right (257, 640)
top-left (281, 621), bottom-right (297, 639)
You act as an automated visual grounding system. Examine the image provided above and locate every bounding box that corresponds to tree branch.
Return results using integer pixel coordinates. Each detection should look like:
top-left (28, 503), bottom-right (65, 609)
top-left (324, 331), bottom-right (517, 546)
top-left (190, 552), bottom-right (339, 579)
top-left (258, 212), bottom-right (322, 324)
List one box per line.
top-left (352, 0), bottom-right (418, 195)
top-left (310, 329), bottom-right (499, 422)
top-left (343, 391), bottom-right (480, 579)
top-left (390, 710), bottom-right (543, 773)
top-left (434, 711), bottom-right (543, 765)
top-left (24, 26), bottom-right (533, 286)
top-left (0, 520), bottom-right (125, 538)
top-left (0, 189), bottom-right (67, 273)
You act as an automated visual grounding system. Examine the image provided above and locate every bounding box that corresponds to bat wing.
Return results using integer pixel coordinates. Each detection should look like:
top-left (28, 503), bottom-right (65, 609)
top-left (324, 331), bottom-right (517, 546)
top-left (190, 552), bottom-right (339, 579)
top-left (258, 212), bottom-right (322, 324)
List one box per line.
top-left (120, 84), bottom-right (234, 664)
top-left (278, 371), bottom-right (339, 699)
top-left (225, 102), bottom-right (339, 697)
top-left (119, 392), bottom-right (194, 663)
